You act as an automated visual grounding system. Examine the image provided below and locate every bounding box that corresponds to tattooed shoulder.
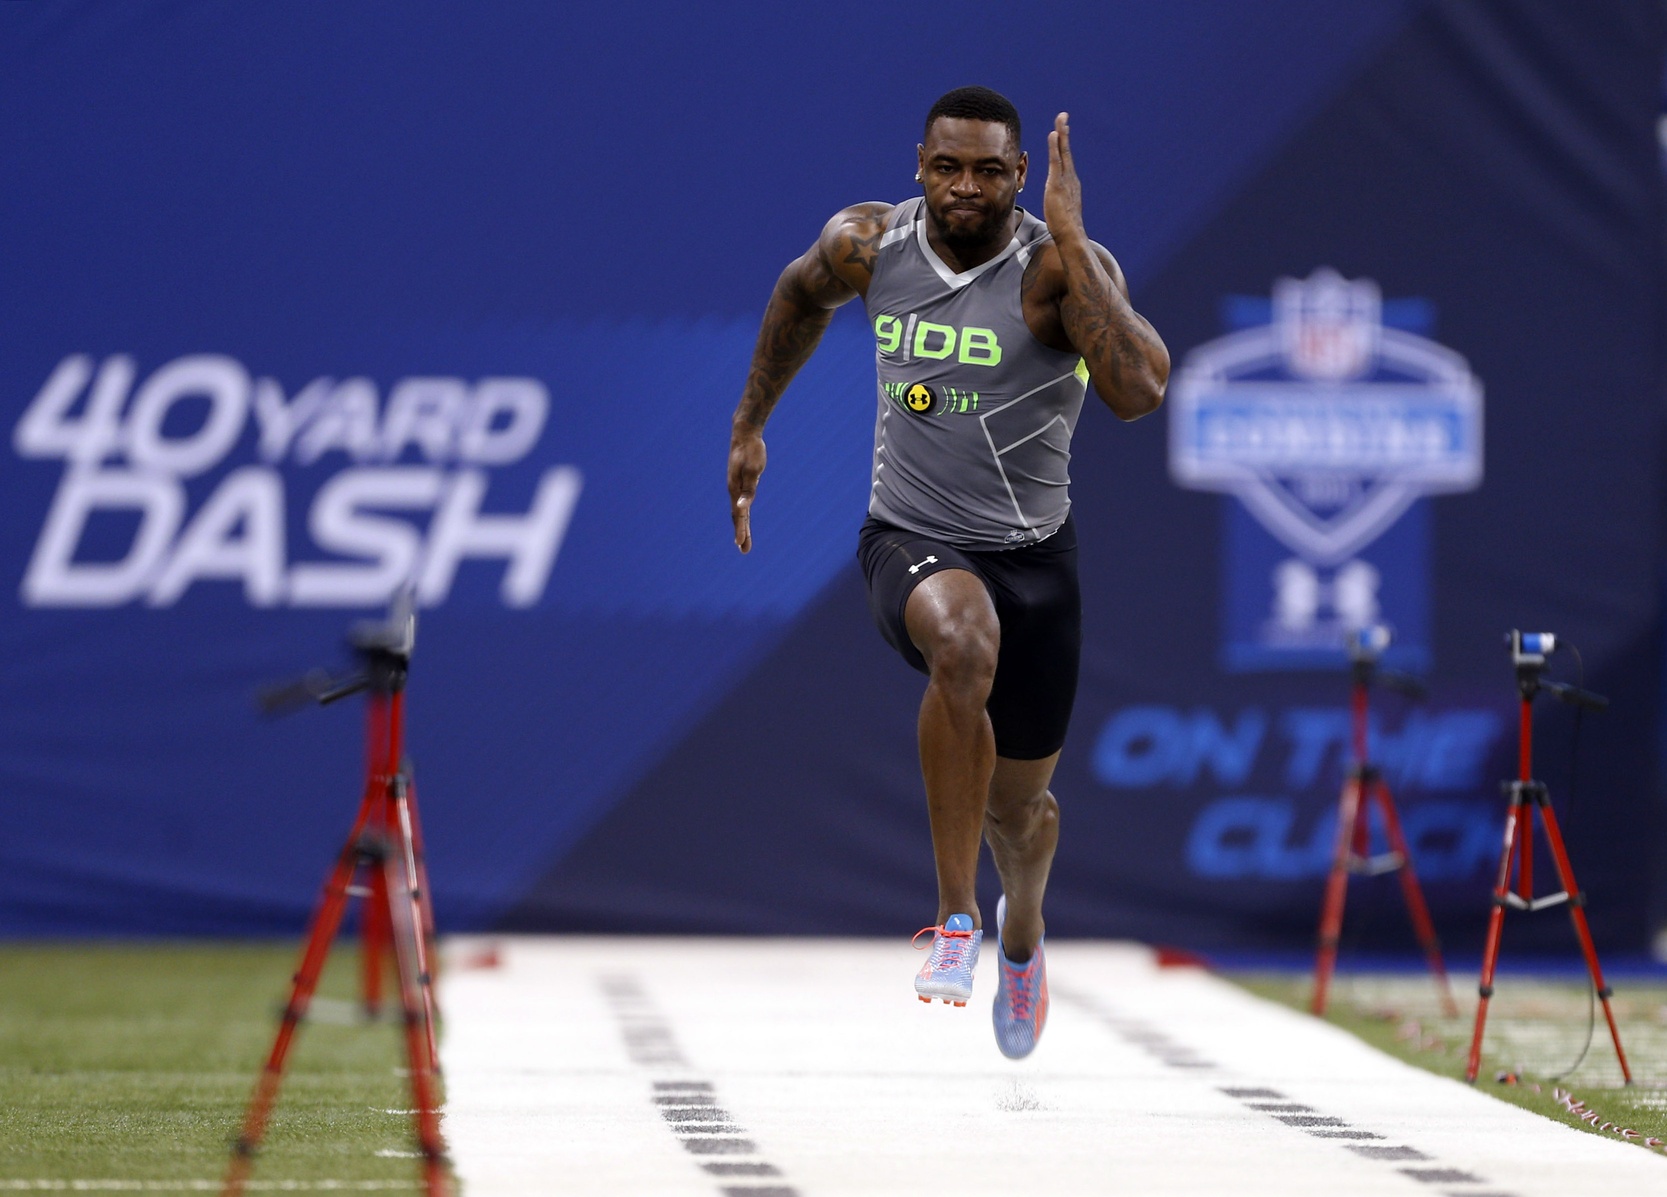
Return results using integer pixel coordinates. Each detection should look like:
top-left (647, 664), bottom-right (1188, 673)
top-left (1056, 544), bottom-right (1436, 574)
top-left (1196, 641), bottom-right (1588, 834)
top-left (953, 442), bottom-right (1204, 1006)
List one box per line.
top-left (1021, 243), bottom-right (1066, 304)
top-left (836, 205), bottom-right (892, 276)
top-left (842, 226), bottom-right (883, 275)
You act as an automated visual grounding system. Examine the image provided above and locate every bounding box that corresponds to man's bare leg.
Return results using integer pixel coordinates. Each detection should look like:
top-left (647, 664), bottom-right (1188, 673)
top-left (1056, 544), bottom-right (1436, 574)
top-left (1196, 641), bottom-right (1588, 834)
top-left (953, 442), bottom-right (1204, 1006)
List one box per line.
top-left (904, 569), bottom-right (1000, 929)
top-left (984, 753), bottom-right (1061, 962)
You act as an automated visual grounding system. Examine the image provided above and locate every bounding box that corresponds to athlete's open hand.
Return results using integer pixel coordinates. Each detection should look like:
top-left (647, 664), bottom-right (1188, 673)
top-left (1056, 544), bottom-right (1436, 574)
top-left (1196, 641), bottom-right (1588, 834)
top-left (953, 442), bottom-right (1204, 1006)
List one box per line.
top-left (728, 432), bottom-right (766, 553)
top-left (1044, 112), bottom-right (1087, 245)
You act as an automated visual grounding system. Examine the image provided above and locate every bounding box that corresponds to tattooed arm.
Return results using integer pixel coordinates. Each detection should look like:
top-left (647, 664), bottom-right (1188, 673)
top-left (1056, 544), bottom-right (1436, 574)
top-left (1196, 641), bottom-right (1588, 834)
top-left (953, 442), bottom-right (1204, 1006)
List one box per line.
top-left (1039, 113), bottom-right (1168, 421)
top-left (728, 202), bottom-right (891, 552)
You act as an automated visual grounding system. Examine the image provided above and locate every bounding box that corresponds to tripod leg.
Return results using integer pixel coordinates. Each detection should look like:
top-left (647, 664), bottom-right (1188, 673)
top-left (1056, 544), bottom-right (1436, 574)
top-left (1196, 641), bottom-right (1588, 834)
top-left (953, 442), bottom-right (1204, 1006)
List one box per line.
top-left (362, 869), bottom-right (390, 1019)
top-left (381, 835), bottom-right (450, 1195)
top-left (1373, 780), bottom-right (1458, 1018)
top-left (1465, 798), bottom-right (1523, 1083)
top-left (402, 765), bottom-right (441, 1023)
top-left (223, 816), bottom-right (375, 1197)
top-left (1312, 773), bottom-right (1364, 1015)
top-left (392, 772), bottom-right (441, 1074)
top-left (1535, 801), bottom-right (1632, 1084)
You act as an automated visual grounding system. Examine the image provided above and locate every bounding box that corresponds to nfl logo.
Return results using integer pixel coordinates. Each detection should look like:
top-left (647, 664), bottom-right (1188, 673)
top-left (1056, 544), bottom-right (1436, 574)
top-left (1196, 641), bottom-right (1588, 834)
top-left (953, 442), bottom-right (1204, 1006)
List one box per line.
top-left (1275, 268), bottom-right (1380, 382)
top-left (1169, 267), bottom-right (1484, 670)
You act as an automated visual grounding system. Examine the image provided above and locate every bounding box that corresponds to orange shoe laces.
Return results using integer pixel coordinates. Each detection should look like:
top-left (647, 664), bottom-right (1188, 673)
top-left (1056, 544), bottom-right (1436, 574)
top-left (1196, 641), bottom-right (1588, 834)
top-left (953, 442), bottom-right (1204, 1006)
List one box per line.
top-left (912, 924), bottom-right (975, 969)
top-left (1002, 953), bottom-right (1042, 1020)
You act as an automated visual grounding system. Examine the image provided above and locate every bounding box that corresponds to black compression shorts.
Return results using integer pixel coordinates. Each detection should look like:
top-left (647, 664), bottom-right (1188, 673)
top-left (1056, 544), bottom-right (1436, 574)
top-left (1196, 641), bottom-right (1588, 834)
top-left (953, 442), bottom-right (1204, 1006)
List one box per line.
top-left (855, 513), bottom-right (1081, 760)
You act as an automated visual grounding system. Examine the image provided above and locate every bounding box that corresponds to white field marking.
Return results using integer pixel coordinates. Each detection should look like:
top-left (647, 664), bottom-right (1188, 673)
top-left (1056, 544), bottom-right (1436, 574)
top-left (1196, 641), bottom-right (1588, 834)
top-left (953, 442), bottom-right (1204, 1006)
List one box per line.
top-left (438, 936), bottom-right (1667, 1196)
top-left (0, 1184), bottom-right (420, 1191)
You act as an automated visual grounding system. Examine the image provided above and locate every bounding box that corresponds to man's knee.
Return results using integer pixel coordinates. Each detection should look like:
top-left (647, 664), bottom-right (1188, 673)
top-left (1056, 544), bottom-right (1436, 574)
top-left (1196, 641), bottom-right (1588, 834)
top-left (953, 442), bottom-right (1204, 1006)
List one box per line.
top-left (907, 572), bottom-right (999, 697)
top-left (924, 615), bottom-right (998, 694)
top-left (985, 788), bottom-right (1058, 848)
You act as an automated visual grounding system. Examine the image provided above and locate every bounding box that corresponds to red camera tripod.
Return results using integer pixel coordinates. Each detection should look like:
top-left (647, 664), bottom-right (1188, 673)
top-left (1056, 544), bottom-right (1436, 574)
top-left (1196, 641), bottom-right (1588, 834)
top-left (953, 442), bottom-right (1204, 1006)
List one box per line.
top-left (223, 594), bottom-right (448, 1196)
top-left (1463, 631), bottom-right (1630, 1085)
top-left (1311, 629), bottom-right (1457, 1018)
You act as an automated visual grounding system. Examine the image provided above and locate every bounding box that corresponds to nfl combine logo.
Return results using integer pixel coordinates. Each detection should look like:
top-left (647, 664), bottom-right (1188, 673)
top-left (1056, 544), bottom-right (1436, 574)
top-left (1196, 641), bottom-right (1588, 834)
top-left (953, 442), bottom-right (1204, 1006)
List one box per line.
top-left (1168, 269), bottom-right (1483, 670)
top-left (1278, 270), bottom-right (1379, 381)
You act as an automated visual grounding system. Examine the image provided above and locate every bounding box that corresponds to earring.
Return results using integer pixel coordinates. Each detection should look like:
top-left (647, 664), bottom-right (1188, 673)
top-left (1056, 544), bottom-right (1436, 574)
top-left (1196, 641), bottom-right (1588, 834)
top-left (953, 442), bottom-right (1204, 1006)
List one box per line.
top-left (914, 172), bottom-right (922, 182)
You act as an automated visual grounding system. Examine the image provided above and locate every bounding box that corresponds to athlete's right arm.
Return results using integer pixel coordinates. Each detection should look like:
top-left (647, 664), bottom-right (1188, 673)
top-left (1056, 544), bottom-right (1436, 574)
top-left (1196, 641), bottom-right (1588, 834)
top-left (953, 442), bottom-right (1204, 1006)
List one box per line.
top-left (728, 202), bottom-right (892, 553)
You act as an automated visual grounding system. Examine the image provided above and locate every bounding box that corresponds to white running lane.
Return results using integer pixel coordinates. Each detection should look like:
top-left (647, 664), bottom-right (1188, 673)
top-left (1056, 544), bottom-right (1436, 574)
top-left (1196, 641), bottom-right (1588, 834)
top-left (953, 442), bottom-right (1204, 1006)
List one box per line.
top-left (438, 938), bottom-right (1665, 1196)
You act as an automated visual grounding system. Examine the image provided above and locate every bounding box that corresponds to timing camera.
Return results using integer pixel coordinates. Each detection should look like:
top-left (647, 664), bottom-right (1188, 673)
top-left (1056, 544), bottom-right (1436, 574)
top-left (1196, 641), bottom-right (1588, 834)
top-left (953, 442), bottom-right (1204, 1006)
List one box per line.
top-left (1346, 623), bottom-right (1392, 663)
top-left (1507, 629), bottom-right (1556, 667)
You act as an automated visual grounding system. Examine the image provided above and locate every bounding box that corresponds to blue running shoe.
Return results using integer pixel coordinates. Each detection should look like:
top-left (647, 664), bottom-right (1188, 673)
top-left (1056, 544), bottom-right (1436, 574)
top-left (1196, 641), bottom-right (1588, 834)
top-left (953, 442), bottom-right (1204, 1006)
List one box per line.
top-left (912, 913), bottom-right (982, 1005)
top-left (992, 895), bottom-right (1048, 1059)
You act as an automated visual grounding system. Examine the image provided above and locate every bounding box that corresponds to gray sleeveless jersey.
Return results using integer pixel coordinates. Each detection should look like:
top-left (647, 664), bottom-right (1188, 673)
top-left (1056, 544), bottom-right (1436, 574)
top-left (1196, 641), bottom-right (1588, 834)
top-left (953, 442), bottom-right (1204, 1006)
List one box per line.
top-left (863, 196), bottom-right (1088, 549)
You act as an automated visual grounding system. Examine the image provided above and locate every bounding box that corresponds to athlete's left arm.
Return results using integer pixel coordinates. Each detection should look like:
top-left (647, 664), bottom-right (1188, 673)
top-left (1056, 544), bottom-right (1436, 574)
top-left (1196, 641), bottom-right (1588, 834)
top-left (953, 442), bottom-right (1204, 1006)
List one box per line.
top-left (1044, 113), bottom-right (1170, 421)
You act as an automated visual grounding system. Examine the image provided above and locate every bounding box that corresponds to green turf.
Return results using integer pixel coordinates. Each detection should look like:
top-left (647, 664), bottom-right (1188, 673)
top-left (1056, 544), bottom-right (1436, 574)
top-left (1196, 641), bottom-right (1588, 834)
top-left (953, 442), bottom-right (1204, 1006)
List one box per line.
top-left (1231, 970), bottom-right (1667, 1153)
top-left (0, 942), bottom-right (438, 1186)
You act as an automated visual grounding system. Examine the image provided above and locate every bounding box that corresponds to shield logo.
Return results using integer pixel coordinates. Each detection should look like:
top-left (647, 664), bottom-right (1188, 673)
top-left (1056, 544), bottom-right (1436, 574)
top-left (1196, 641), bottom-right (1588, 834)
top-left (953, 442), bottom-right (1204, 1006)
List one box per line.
top-left (1276, 268), bottom-right (1379, 382)
top-left (1169, 269), bottom-right (1483, 569)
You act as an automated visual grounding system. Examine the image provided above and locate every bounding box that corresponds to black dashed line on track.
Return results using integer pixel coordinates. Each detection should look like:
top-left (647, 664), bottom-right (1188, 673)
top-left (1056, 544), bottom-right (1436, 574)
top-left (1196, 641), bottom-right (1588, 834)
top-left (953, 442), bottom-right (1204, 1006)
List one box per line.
top-left (1399, 1167), bottom-right (1484, 1184)
top-left (1051, 987), bottom-right (1221, 1073)
top-left (682, 1138), bottom-right (759, 1155)
top-left (600, 975), bottom-right (801, 1197)
top-left (1216, 1082), bottom-right (1506, 1183)
top-left (1312, 1133), bottom-right (1386, 1142)
top-left (1348, 1144), bottom-right (1432, 1161)
top-left (1049, 1006), bottom-right (1508, 1194)
top-left (663, 1107), bottom-right (741, 1125)
top-left (1274, 1115), bottom-right (1348, 1127)
top-left (1063, 986), bottom-right (1525, 1196)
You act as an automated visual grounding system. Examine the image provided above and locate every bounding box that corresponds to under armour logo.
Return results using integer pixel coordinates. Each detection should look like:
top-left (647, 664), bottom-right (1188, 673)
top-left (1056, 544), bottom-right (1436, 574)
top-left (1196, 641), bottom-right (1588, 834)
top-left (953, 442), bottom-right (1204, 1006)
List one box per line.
top-left (1272, 557), bottom-right (1381, 632)
top-left (908, 555), bottom-right (939, 575)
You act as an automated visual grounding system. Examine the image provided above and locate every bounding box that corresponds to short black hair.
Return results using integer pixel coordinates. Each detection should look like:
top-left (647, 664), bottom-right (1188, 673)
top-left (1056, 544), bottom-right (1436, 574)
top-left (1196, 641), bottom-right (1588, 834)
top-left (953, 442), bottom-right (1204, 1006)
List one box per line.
top-left (924, 86), bottom-right (1021, 147)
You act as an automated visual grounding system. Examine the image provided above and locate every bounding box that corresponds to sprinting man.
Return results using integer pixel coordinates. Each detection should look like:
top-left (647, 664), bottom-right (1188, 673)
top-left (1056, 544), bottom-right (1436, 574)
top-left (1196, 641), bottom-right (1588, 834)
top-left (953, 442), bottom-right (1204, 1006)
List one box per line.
top-left (726, 86), bottom-right (1168, 1058)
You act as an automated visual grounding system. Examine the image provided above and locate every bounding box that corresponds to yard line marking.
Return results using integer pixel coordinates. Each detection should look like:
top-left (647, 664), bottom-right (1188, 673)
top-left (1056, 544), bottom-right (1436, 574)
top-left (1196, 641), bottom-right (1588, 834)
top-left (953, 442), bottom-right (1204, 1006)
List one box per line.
top-left (1399, 1167), bottom-right (1484, 1184)
top-left (1068, 997), bottom-right (1524, 1193)
top-left (599, 974), bottom-right (801, 1196)
top-left (1051, 985), bottom-right (1222, 1072)
top-left (1348, 1144), bottom-right (1433, 1161)
top-left (1212, 1085), bottom-right (1506, 1182)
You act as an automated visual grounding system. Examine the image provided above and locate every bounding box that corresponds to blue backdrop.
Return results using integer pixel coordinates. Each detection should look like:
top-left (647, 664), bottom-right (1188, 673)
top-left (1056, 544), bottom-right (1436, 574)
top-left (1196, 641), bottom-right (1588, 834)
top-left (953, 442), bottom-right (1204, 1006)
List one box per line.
top-left (2, 0), bottom-right (1663, 957)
